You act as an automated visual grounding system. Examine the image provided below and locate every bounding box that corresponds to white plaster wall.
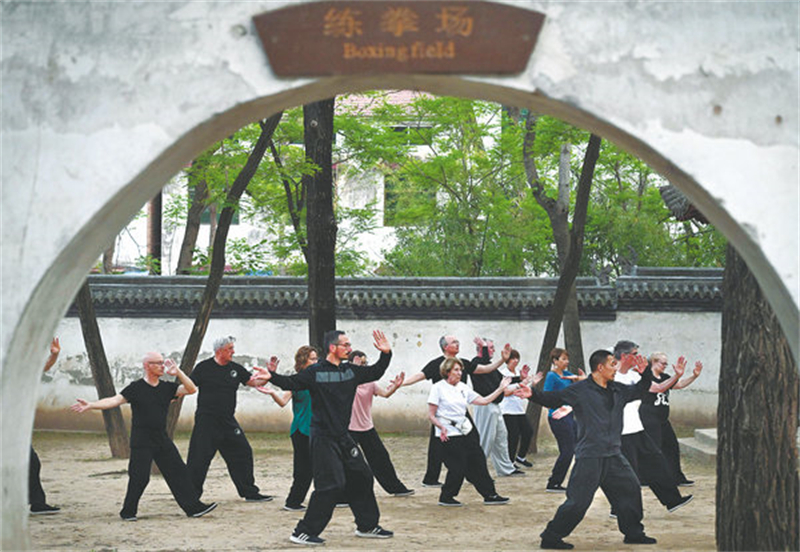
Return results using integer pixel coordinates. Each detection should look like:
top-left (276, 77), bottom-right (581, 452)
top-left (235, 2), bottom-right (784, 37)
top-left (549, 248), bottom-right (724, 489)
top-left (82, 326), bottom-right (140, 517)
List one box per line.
top-left (2, 1), bottom-right (797, 547)
top-left (39, 311), bottom-right (721, 433)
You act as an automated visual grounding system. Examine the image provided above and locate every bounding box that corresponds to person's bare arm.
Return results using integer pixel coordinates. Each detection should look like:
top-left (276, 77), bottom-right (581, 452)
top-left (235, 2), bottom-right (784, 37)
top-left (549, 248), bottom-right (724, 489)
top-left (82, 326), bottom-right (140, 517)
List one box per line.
top-left (674, 361), bottom-right (703, 390)
top-left (428, 403), bottom-right (449, 442)
top-left (167, 359), bottom-right (197, 398)
top-left (471, 376), bottom-right (511, 405)
top-left (249, 356), bottom-right (279, 387)
top-left (255, 386), bottom-right (292, 407)
top-left (473, 343), bottom-right (512, 375)
top-left (376, 372), bottom-right (405, 398)
top-left (402, 371), bottom-right (426, 387)
top-left (71, 394), bottom-right (127, 412)
top-left (649, 357), bottom-right (686, 393)
top-left (43, 338), bottom-right (60, 372)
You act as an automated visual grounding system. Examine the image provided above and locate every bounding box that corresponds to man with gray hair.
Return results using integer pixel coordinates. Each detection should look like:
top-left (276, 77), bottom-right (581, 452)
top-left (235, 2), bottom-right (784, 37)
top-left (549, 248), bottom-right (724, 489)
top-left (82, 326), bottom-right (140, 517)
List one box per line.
top-left (186, 336), bottom-right (273, 503)
top-left (612, 340), bottom-right (692, 515)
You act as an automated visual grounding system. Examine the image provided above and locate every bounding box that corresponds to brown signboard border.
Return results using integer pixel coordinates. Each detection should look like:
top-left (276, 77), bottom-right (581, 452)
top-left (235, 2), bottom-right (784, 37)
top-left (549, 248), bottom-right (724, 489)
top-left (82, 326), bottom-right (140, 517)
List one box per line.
top-left (253, 1), bottom-right (546, 77)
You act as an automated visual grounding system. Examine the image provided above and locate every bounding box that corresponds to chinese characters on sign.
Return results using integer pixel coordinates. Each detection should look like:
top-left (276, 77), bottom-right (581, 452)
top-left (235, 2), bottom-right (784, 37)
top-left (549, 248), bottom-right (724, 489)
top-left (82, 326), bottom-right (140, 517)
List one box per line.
top-left (253, 1), bottom-right (546, 76)
top-left (326, 5), bottom-right (474, 62)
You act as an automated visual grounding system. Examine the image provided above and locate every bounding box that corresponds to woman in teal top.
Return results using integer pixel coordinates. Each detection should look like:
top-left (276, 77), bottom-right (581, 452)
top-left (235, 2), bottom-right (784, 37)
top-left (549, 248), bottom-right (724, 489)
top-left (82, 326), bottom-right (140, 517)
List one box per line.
top-left (543, 347), bottom-right (584, 492)
top-left (258, 345), bottom-right (317, 511)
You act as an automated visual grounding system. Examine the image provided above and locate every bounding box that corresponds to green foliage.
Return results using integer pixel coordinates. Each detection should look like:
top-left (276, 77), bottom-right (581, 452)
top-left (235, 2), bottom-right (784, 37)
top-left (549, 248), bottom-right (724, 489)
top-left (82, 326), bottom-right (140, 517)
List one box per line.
top-left (135, 254), bottom-right (161, 274)
top-left (162, 93), bottom-right (725, 278)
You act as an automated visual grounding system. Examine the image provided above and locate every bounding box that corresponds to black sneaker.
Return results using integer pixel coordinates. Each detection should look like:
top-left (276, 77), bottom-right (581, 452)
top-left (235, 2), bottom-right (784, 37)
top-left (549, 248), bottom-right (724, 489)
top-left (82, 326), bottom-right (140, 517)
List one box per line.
top-left (355, 525), bottom-right (394, 539)
top-left (120, 513), bottom-right (138, 522)
top-left (541, 537), bottom-right (574, 549)
top-left (624, 534), bottom-right (657, 544)
top-left (245, 493), bottom-right (274, 502)
top-left (438, 496), bottom-right (462, 507)
top-left (678, 479), bottom-right (695, 487)
top-left (484, 494), bottom-right (510, 505)
top-left (422, 480), bottom-right (443, 488)
top-left (516, 456), bottom-right (533, 468)
top-left (546, 483), bottom-right (567, 493)
top-left (290, 532), bottom-right (325, 546)
top-left (190, 502), bottom-right (218, 518)
top-left (283, 504), bottom-right (307, 512)
top-left (667, 494), bottom-right (694, 513)
top-left (609, 511), bottom-right (617, 519)
top-left (392, 489), bottom-right (415, 497)
top-left (505, 468), bottom-right (526, 477)
top-left (30, 504), bottom-right (60, 515)
top-left (335, 502), bottom-right (349, 508)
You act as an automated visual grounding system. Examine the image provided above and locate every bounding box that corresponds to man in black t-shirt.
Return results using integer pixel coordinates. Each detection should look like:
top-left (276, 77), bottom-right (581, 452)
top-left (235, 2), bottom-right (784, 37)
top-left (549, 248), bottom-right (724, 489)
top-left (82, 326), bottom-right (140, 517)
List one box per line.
top-left (186, 336), bottom-right (272, 502)
top-left (72, 352), bottom-right (217, 521)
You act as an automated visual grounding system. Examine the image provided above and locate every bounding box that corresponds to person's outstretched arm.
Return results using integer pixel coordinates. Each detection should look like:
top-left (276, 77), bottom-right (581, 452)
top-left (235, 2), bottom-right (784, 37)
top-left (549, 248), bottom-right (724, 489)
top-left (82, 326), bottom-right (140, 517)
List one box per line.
top-left (71, 394), bottom-right (127, 412)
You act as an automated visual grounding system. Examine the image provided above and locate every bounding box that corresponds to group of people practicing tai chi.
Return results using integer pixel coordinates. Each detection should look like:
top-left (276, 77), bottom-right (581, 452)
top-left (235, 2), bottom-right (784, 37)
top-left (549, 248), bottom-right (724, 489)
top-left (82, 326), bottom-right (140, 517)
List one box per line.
top-left (32, 329), bottom-right (702, 549)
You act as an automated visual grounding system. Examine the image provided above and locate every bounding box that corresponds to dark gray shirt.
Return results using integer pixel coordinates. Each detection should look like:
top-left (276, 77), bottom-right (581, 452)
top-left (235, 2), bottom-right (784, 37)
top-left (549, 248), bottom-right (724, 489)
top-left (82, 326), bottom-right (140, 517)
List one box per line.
top-left (269, 352), bottom-right (391, 438)
top-left (529, 368), bottom-right (652, 459)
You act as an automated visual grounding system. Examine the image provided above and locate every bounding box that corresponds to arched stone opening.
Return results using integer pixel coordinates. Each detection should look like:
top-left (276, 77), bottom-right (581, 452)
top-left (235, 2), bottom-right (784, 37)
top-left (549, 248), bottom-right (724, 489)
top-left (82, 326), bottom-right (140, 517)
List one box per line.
top-left (3, 2), bottom-right (797, 548)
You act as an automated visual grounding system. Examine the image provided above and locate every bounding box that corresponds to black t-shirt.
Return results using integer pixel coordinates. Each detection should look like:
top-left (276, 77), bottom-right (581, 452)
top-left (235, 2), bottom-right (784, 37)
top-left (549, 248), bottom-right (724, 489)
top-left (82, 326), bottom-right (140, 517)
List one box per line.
top-left (640, 371), bottom-right (671, 422)
top-left (120, 379), bottom-right (179, 447)
top-left (420, 347), bottom-right (488, 384)
top-left (190, 357), bottom-right (251, 421)
top-left (469, 355), bottom-right (504, 404)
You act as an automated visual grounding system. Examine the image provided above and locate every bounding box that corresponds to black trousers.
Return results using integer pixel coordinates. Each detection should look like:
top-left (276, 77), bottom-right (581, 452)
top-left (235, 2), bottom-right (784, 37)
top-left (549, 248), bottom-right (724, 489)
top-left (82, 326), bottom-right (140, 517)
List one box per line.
top-left (423, 424), bottom-right (444, 484)
top-left (187, 417), bottom-right (259, 499)
top-left (424, 411), bottom-right (479, 484)
top-left (541, 455), bottom-right (645, 542)
top-left (29, 447), bottom-right (47, 507)
top-left (641, 416), bottom-right (688, 483)
top-left (504, 413), bottom-right (533, 462)
top-left (620, 431), bottom-right (682, 508)
top-left (121, 440), bottom-right (202, 517)
top-left (350, 428), bottom-right (409, 494)
top-left (296, 433), bottom-right (379, 537)
top-left (440, 434), bottom-right (496, 501)
top-left (547, 414), bottom-right (577, 487)
top-left (286, 430), bottom-right (313, 508)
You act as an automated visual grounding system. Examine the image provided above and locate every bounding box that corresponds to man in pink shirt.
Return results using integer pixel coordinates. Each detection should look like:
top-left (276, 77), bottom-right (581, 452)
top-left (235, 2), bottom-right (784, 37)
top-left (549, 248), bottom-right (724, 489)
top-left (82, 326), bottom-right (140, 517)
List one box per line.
top-left (348, 351), bottom-right (414, 497)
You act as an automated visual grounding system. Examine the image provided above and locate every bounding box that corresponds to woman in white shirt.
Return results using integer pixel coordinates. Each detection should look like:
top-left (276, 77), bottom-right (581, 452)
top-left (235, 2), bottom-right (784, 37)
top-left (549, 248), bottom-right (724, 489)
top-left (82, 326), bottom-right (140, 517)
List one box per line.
top-left (499, 349), bottom-right (534, 468)
top-left (427, 357), bottom-right (512, 507)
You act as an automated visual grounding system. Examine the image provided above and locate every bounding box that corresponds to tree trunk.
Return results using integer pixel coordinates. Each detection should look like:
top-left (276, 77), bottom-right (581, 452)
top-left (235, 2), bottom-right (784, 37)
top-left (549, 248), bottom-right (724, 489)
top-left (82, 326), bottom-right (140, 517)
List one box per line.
top-left (75, 280), bottom-right (130, 458)
top-left (176, 179), bottom-right (209, 274)
top-left (208, 203), bottom-right (217, 247)
top-left (525, 134), bottom-right (601, 454)
top-left (102, 241), bottom-right (115, 274)
top-left (716, 244), bottom-right (799, 551)
top-left (304, 98), bottom-right (337, 349)
top-left (147, 192), bottom-right (162, 275)
top-left (562, 283), bottom-right (586, 373)
top-left (164, 112), bottom-right (283, 437)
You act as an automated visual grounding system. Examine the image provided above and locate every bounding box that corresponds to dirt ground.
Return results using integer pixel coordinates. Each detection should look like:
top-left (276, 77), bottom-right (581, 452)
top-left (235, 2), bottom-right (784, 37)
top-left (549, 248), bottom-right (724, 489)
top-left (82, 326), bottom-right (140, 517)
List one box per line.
top-left (28, 430), bottom-right (716, 552)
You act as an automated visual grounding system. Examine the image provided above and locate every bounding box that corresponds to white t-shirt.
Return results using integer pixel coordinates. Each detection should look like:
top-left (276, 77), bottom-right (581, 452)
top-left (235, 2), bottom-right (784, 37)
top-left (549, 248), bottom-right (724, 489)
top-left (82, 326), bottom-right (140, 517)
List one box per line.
top-left (614, 369), bottom-right (645, 435)
top-left (499, 366), bottom-right (526, 415)
top-left (427, 380), bottom-right (480, 437)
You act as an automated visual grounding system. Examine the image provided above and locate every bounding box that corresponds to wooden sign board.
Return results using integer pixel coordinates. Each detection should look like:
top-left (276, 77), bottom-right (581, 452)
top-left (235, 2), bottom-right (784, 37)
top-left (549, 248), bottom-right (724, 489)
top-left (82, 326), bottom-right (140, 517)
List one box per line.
top-left (253, 1), bottom-right (545, 77)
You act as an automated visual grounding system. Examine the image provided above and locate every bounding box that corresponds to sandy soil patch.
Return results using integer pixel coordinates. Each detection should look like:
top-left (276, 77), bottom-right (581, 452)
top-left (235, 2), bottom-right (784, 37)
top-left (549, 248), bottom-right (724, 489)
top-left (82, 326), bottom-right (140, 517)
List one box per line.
top-left (29, 430), bottom-right (715, 551)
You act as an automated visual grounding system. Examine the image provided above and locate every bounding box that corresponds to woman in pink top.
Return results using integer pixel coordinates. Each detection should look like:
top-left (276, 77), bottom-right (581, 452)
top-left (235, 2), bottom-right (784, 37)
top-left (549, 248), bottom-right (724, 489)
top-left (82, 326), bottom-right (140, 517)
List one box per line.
top-left (348, 350), bottom-right (414, 497)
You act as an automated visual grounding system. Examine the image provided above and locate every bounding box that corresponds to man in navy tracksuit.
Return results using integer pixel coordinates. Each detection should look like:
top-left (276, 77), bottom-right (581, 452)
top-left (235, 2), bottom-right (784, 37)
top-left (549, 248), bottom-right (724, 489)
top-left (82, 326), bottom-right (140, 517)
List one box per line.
top-left (263, 329), bottom-right (394, 546)
top-left (520, 349), bottom-right (658, 550)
